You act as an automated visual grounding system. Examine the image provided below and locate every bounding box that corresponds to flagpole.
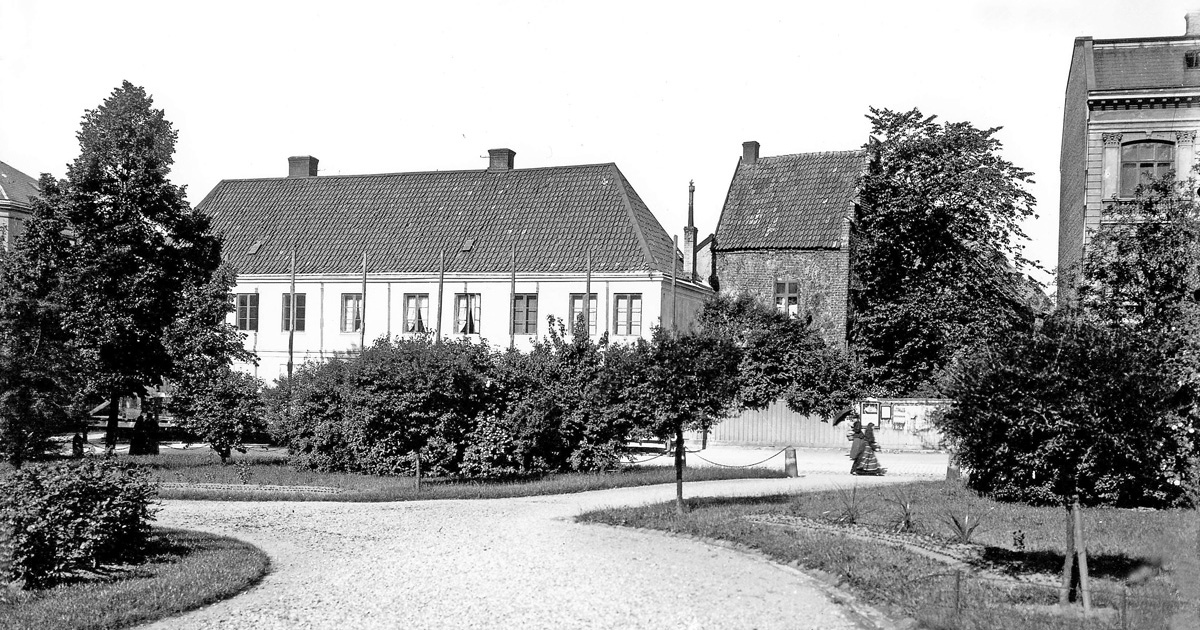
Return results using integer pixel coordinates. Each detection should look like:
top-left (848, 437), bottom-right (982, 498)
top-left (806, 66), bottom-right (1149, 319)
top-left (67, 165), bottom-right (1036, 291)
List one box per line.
top-left (359, 252), bottom-right (367, 351)
top-left (435, 249), bottom-right (445, 344)
top-left (288, 248), bottom-right (296, 380)
top-left (509, 242), bottom-right (516, 350)
top-left (584, 248), bottom-right (592, 337)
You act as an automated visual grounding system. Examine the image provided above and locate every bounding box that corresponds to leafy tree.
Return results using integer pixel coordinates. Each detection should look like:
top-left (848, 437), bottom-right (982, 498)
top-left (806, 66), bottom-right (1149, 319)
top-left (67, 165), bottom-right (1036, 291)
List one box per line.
top-left (698, 293), bottom-right (865, 419)
top-left (40, 82), bottom-right (222, 452)
top-left (0, 180), bottom-right (80, 467)
top-left (169, 367), bottom-right (264, 464)
top-left (852, 107), bottom-right (1040, 395)
top-left (165, 263), bottom-right (259, 461)
top-left (619, 327), bottom-right (741, 513)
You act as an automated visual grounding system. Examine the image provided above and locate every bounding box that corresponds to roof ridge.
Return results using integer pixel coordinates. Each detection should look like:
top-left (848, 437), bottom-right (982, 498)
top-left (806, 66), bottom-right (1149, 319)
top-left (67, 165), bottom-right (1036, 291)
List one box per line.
top-left (759, 149), bottom-right (866, 160)
top-left (210, 162), bottom-right (620, 185)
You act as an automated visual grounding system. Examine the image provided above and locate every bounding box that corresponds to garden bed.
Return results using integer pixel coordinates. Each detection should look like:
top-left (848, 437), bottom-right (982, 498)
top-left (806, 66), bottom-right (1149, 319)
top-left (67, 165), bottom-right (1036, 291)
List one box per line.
top-left (579, 481), bottom-right (1197, 629)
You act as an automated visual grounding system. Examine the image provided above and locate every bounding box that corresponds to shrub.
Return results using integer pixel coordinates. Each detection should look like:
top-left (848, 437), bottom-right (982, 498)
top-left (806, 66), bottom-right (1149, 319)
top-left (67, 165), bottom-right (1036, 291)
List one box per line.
top-left (0, 458), bottom-right (158, 588)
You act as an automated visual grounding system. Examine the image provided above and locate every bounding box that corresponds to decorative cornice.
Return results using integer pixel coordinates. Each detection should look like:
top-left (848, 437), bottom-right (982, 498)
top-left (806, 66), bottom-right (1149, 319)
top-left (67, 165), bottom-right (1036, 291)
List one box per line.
top-left (1089, 95), bottom-right (1200, 111)
top-left (1102, 133), bottom-right (1123, 147)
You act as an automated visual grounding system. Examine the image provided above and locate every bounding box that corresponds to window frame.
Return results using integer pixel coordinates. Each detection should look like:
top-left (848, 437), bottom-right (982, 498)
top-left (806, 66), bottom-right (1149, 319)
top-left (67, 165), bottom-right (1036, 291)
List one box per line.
top-left (512, 293), bottom-right (538, 335)
top-left (568, 293), bottom-right (598, 335)
top-left (612, 293), bottom-right (642, 336)
top-left (236, 293), bottom-right (259, 331)
top-left (773, 280), bottom-right (802, 318)
top-left (403, 293), bottom-right (430, 334)
top-left (455, 293), bottom-right (481, 335)
top-left (281, 292), bottom-right (306, 332)
top-left (1119, 140), bottom-right (1175, 198)
top-left (340, 293), bottom-right (363, 333)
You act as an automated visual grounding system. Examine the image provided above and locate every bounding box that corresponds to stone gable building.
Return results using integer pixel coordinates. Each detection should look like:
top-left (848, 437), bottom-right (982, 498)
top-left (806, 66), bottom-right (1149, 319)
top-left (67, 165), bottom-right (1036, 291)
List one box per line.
top-left (711, 141), bottom-right (865, 345)
top-left (0, 160), bottom-right (39, 252)
top-left (200, 150), bottom-right (710, 379)
top-left (1058, 11), bottom-right (1200, 302)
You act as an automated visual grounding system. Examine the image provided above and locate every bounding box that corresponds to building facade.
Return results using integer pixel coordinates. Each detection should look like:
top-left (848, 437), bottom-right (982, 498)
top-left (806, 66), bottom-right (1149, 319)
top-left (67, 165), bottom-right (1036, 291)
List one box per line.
top-left (200, 150), bottom-right (710, 380)
top-left (1058, 12), bottom-right (1200, 302)
top-left (0, 160), bottom-right (39, 251)
top-left (711, 141), bottom-right (865, 346)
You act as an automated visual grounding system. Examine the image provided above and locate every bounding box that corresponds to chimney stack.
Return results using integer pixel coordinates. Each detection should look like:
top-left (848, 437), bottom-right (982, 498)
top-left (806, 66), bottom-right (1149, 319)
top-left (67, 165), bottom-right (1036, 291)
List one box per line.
top-left (488, 148), bottom-right (516, 172)
top-left (742, 141), bottom-right (760, 165)
top-left (288, 156), bottom-right (319, 178)
top-left (683, 180), bottom-right (698, 280)
top-left (1188, 11), bottom-right (1200, 35)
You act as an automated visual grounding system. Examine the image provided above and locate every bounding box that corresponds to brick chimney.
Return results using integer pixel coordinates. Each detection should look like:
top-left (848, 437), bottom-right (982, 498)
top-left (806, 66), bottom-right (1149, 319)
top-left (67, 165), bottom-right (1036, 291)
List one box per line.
top-left (683, 180), bottom-right (697, 279)
top-left (488, 148), bottom-right (516, 172)
top-left (1188, 11), bottom-right (1200, 35)
top-left (288, 156), bottom-right (319, 178)
top-left (742, 141), bottom-right (760, 165)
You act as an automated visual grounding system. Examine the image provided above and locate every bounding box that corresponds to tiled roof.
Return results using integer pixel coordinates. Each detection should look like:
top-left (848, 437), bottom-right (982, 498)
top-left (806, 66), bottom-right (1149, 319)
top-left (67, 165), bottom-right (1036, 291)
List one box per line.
top-left (715, 150), bottom-right (864, 251)
top-left (0, 160), bottom-right (40, 206)
top-left (1092, 39), bottom-right (1200, 91)
top-left (199, 163), bottom-right (678, 276)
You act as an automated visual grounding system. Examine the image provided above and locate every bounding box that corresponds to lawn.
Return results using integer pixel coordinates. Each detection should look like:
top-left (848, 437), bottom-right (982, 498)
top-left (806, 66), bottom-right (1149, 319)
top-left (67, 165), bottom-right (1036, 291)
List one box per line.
top-left (0, 527), bottom-right (269, 630)
top-left (130, 447), bottom-right (786, 501)
top-left (579, 480), bottom-right (1199, 630)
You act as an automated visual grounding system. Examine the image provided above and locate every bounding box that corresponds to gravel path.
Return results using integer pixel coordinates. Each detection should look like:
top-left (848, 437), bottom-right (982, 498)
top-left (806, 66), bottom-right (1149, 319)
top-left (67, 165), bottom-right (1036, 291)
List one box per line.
top-left (142, 475), bottom-right (911, 630)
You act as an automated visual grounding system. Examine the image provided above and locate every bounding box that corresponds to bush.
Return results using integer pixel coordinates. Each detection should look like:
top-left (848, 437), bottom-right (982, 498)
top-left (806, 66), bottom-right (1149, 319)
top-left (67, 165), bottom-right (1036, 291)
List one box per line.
top-left (0, 458), bottom-right (158, 588)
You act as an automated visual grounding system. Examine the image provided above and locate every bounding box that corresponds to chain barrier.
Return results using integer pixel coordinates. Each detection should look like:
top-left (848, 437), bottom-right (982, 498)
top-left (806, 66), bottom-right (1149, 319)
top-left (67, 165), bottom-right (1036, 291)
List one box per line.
top-left (689, 448), bottom-right (789, 468)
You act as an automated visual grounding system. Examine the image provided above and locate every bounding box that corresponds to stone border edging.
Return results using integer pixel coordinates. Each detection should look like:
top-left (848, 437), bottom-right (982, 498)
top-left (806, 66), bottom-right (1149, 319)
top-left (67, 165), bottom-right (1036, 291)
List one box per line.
top-left (158, 482), bottom-right (343, 494)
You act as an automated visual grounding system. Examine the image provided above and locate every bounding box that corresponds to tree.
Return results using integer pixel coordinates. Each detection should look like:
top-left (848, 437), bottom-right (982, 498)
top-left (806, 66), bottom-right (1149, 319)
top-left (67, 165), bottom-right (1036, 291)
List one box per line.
top-left (940, 175), bottom-right (1200, 605)
top-left (170, 367), bottom-right (264, 464)
top-left (0, 180), bottom-right (80, 467)
top-left (619, 327), bottom-right (741, 513)
top-left (40, 82), bottom-right (222, 451)
top-left (166, 263), bottom-right (259, 461)
top-left (852, 107), bottom-right (1040, 395)
top-left (697, 293), bottom-right (865, 420)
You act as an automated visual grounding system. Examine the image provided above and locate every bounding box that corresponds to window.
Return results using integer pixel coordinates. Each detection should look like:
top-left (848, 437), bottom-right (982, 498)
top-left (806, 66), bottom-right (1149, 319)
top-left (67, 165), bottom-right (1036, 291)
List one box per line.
top-left (340, 293), bottom-right (363, 333)
top-left (1187, 50), bottom-right (1200, 69)
top-left (282, 293), bottom-right (306, 332)
top-left (613, 293), bottom-right (642, 336)
top-left (455, 293), bottom-right (481, 334)
top-left (235, 293), bottom-right (258, 331)
top-left (1120, 141), bottom-right (1174, 197)
top-left (568, 293), bottom-right (598, 335)
top-left (512, 294), bottom-right (538, 335)
top-left (774, 281), bottom-right (801, 317)
top-left (404, 293), bottom-right (430, 333)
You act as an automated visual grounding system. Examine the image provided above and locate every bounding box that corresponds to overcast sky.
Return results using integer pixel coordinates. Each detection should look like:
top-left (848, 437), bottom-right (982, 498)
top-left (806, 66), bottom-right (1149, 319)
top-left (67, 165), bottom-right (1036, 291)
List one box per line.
top-left (4, 1), bottom-right (1199, 288)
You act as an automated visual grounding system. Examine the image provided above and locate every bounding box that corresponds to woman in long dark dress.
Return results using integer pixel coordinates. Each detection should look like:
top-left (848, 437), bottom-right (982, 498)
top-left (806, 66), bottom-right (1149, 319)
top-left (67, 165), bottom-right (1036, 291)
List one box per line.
top-left (847, 418), bottom-right (867, 473)
top-left (852, 423), bottom-right (884, 475)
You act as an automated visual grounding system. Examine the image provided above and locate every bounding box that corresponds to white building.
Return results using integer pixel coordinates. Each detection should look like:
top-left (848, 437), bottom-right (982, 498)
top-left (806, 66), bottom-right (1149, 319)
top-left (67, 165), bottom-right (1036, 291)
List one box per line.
top-left (199, 150), bottom-right (710, 380)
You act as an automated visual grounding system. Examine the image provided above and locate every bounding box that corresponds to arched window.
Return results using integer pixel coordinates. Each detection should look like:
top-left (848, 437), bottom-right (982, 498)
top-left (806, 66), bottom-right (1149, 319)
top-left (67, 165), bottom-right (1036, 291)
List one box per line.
top-left (1120, 140), bottom-right (1174, 197)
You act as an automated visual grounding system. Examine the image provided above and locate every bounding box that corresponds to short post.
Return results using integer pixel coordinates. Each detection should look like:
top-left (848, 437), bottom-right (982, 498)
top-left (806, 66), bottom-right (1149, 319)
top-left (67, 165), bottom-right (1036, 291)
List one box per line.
top-left (954, 570), bottom-right (962, 619)
top-left (784, 448), bottom-right (798, 477)
top-left (1120, 585), bottom-right (1128, 630)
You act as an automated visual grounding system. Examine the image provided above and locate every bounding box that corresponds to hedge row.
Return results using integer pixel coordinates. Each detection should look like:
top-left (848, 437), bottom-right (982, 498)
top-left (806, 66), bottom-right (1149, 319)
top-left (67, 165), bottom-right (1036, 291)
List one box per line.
top-left (0, 459), bottom-right (158, 588)
top-left (266, 322), bottom-right (655, 478)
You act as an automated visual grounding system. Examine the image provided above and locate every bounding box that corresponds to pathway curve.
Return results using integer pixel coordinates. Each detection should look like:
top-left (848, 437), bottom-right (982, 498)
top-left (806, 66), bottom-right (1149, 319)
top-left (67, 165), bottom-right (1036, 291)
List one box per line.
top-left (142, 475), bottom-right (912, 630)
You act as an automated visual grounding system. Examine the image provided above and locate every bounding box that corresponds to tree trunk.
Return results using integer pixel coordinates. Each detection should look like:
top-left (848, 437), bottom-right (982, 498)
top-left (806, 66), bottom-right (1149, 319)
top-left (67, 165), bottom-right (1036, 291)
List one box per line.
top-left (1073, 496), bottom-right (1091, 612)
top-left (674, 426), bottom-right (686, 514)
top-left (104, 393), bottom-right (119, 456)
top-left (217, 446), bottom-right (231, 464)
top-left (415, 452), bottom-right (422, 493)
top-left (1059, 502), bottom-right (1078, 605)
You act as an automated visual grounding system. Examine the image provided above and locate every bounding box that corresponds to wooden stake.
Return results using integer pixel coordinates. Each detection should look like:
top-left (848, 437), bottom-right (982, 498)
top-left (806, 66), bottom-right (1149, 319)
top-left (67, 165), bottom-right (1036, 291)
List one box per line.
top-left (1074, 496), bottom-right (1092, 613)
top-left (1060, 502), bottom-right (1076, 605)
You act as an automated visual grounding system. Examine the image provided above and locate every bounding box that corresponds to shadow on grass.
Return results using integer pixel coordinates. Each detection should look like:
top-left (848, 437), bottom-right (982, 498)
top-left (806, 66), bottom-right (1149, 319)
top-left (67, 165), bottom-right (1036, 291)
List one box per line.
top-left (980, 546), bottom-right (1160, 582)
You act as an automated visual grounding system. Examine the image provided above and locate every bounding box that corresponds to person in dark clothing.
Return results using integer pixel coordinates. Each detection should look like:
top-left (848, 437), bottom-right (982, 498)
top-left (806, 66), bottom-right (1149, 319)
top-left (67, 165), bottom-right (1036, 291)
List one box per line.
top-left (852, 423), bottom-right (884, 475)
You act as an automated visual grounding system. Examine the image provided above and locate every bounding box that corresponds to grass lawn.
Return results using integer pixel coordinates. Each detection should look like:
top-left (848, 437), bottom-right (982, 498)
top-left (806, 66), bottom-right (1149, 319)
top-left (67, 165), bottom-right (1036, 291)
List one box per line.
top-left (0, 527), bottom-right (269, 630)
top-left (579, 481), bottom-right (1199, 630)
top-left (131, 447), bottom-right (786, 501)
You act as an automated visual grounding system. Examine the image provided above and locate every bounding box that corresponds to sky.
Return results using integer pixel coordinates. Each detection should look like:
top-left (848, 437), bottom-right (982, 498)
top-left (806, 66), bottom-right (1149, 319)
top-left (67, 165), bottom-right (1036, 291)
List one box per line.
top-left (4, 0), bottom-right (1199, 289)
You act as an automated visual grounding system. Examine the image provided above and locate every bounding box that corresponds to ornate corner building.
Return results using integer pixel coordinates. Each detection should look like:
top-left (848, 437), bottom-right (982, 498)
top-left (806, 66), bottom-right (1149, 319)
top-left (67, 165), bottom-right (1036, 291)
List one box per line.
top-left (1058, 11), bottom-right (1200, 303)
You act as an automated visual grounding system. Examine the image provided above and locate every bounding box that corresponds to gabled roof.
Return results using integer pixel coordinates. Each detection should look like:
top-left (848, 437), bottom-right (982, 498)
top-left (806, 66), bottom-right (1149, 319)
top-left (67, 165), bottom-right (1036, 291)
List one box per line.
top-left (0, 160), bottom-right (40, 207)
top-left (715, 150), bottom-right (865, 251)
top-left (199, 162), bottom-right (679, 276)
top-left (1090, 37), bottom-right (1200, 92)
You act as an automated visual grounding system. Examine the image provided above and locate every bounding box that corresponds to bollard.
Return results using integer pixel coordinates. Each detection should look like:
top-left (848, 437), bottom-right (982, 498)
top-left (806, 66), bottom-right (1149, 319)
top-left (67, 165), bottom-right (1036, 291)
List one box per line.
top-left (784, 448), bottom-right (798, 477)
